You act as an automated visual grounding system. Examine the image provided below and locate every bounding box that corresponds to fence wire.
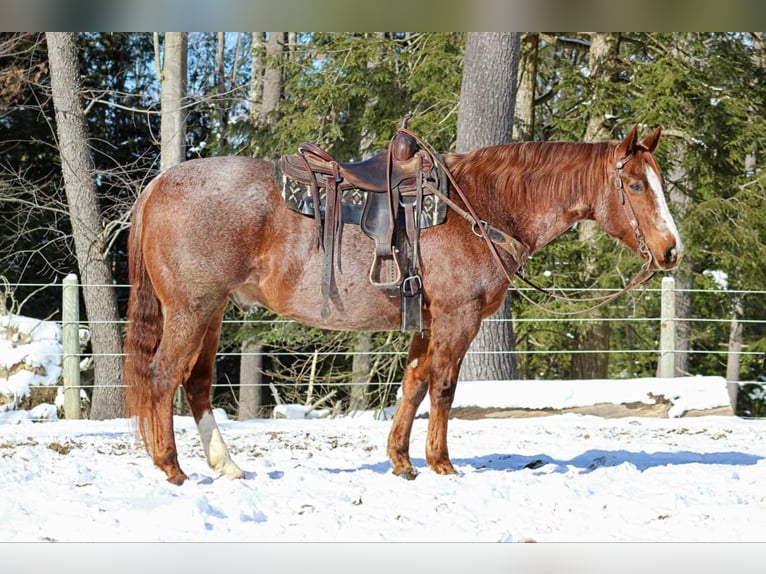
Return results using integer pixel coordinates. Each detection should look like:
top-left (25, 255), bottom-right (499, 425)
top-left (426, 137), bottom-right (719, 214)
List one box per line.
top-left (4, 280), bottom-right (765, 397)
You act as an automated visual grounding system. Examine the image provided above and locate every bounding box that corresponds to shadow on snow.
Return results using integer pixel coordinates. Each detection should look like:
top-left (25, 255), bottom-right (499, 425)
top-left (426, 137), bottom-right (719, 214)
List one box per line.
top-left (455, 449), bottom-right (764, 474)
top-left (319, 450), bottom-right (763, 476)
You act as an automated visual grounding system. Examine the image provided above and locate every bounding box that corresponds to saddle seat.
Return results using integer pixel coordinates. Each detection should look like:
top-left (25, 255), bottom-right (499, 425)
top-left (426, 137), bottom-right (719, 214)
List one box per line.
top-left (283, 131), bottom-right (431, 195)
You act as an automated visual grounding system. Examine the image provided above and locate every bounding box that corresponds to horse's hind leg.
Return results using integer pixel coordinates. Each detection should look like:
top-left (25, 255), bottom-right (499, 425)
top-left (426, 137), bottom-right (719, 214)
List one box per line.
top-left (387, 331), bottom-right (431, 479)
top-left (148, 326), bottom-right (203, 484)
top-left (149, 305), bottom-right (223, 484)
top-left (148, 375), bottom-right (186, 485)
top-left (183, 303), bottom-right (244, 479)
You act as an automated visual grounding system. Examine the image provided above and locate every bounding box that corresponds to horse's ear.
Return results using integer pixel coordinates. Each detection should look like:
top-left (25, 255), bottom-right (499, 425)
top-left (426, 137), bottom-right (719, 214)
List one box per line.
top-left (641, 126), bottom-right (662, 153)
top-left (616, 125), bottom-right (639, 158)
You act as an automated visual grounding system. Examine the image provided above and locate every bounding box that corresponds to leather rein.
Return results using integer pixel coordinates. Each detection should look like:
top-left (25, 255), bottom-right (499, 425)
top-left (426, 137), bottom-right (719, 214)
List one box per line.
top-left (401, 127), bottom-right (658, 316)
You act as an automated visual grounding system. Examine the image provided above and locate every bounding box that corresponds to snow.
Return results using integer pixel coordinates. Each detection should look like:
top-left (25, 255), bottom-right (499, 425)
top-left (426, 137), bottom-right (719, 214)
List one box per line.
top-left (420, 376), bottom-right (732, 418)
top-left (703, 268), bottom-right (729, 289)
top-left (2, 312), bottom-right (766, 543)
top-left (0, 314), bottom-right (63, 402)
top-left (3, 410), bottom-right (766, 543)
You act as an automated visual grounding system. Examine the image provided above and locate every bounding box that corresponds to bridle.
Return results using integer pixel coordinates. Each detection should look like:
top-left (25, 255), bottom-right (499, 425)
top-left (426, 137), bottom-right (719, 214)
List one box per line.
top-left (509, 146), bottom-right (659, 315)
top-left (404, 127), bottom-right (658, 316)
top-left (613, 148), bottom-right (655, 270)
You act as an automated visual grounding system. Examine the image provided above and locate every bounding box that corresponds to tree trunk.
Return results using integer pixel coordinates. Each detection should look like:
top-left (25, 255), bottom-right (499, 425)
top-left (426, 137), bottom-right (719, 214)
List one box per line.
top-left (348, 333), bottom-right (372, 412)
top-left (46, 32), bottom-right (124, 419)
top-left (249, 32), bottom-right (265, 126)
top-left (569, 32), bottom-right (621, 380)
top-left (664, 156), bottom-right (694, 377)
top-left (159, 32), bottom-right (187, 171)
top-left (513, 33), bottom-right (538, 142)
top-left (457, 32), bottom-right (520, 382)
top-left (215, 32), bottom-right (229, 150)
top-left (726, 295), bottom-right (744, 383)
top-left (260, 32), bottom-right (285, 127)
top-left (238, 339), bottom-right (265, 419)
top-left (456, 33), bottom-right (518, 150)
top-left (568, 318), bottom-right (610, 380)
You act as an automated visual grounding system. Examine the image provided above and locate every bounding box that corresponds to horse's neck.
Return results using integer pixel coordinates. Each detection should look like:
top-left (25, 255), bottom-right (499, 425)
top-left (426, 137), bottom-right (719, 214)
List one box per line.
top-left (451, 141), bottom-right (611, 254)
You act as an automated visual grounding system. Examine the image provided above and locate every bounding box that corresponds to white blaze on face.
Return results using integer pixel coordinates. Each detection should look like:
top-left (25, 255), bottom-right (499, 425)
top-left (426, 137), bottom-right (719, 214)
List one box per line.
top-left (645, 163), bottom-right (683, 253)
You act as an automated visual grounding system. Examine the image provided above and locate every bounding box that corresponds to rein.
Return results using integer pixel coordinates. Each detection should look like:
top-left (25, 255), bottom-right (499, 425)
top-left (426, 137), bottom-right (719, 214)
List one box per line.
top-left (401, 126), bottom-right (657, 316)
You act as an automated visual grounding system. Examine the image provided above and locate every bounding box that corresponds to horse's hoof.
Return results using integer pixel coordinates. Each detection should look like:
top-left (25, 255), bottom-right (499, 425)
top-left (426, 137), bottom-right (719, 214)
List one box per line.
top-left (219, 462), bottom-right (245, 480)
top-left (166, 471), bottom-right (188, 485)
top-left (430, 462), bottom-right (458, 475)
top-left (392, 468), bottom-right (418, 481)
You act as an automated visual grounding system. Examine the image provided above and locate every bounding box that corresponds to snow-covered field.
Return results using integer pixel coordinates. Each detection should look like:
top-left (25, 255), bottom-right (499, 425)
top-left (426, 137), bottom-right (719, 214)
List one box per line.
top-left (2, 311), bottom-right (766, 549)
top-left (3, 406), bottom-right (766, 543)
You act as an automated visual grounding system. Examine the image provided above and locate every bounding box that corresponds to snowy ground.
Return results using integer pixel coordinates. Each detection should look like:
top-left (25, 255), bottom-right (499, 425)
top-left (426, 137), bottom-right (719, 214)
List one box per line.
top-left (3, 311), bottom-right (766, 545)
top-left (2, 407), bottom-right (766, 543)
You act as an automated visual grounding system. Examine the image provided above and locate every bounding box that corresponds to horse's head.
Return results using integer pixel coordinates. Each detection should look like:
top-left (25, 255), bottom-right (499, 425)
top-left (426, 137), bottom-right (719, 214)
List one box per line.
top-left (602, 125), bottom-right (683, 271)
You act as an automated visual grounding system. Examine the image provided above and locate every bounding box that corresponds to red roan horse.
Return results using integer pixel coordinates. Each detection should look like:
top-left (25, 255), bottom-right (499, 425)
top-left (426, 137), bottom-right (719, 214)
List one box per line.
top-left (124, 125), bottom-right (682, 484)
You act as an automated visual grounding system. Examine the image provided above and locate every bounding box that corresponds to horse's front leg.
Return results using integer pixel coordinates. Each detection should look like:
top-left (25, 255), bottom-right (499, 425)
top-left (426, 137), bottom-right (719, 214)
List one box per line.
top-left (387, 310), bottom-right (480, 478)
top-left (424, 365), bottom-right (461, 475)
top-left (424, 311), bottom-right (481, 475)
top-left (387, 331), bottom-right (431, 479)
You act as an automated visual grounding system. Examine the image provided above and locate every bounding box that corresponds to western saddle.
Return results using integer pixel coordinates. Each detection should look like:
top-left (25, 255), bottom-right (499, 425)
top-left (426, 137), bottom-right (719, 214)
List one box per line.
top-left (279, 116), bottom-right (447, 331)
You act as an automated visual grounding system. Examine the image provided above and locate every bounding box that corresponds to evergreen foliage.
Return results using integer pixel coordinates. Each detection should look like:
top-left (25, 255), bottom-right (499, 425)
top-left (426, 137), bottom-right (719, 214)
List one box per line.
top-left (1, 32), bottom-right (764, 415)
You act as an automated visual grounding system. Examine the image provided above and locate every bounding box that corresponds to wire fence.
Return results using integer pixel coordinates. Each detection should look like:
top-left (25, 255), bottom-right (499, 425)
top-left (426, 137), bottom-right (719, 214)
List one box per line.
top-left (7, 278), bottom-right (766, 366)
top-left (3, 276), bottom-right (765, 417)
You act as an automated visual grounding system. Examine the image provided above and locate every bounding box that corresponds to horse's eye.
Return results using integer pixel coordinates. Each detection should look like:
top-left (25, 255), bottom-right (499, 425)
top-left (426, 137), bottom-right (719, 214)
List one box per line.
top-left (629, 182), bottom-right (644, 193)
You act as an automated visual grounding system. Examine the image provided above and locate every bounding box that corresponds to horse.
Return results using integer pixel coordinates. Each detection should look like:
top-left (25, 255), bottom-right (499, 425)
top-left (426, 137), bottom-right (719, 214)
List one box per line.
top-left (123, 125), bottom-right (683, 484)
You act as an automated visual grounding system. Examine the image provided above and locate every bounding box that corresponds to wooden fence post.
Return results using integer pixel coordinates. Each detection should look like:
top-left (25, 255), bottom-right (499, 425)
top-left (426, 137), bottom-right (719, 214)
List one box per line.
top-left (62, 273), bottom-right (81, 419)
top-left (659, 276), bottom-right (676, 378)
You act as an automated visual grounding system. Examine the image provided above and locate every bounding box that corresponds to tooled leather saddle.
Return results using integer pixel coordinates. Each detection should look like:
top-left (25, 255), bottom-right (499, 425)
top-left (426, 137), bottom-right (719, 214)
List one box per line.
top-left (279, 117), bottom-right (448, 331)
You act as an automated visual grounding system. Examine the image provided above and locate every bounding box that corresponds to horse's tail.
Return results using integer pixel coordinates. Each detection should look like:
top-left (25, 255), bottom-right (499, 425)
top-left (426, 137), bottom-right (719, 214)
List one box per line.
top-left (123, 178), bottom-right (162, 455)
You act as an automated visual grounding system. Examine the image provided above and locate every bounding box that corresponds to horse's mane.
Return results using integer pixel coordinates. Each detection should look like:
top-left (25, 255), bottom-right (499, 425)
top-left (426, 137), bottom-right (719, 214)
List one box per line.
top-left (445, 141), bottom-right (614, 211)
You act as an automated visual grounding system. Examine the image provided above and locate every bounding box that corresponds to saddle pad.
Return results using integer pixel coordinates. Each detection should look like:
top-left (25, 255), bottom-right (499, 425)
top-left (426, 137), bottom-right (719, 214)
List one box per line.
top-left (277, 162), bottom-right (448, 229)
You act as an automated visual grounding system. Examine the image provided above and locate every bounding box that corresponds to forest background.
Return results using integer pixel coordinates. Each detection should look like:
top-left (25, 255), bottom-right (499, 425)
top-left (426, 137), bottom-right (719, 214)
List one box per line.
top-left (1, 32), bottom-right (765, 420)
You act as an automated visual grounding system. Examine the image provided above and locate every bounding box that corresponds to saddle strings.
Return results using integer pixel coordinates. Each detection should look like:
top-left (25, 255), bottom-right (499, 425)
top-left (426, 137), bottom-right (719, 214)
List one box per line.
top-left (401, 125), bottom-right (658, 316)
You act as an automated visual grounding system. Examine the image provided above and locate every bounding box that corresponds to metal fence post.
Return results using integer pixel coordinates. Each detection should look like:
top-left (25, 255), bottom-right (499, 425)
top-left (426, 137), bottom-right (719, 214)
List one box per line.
top-left (62, 273), bottom-right (81, 419)
top-left (659, 275), bottom-right (676, 378)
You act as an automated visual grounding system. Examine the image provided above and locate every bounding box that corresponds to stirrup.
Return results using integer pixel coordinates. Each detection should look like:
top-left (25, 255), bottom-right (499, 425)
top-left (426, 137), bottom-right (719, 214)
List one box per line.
top-left (369, 251), bottom-right (402, 289)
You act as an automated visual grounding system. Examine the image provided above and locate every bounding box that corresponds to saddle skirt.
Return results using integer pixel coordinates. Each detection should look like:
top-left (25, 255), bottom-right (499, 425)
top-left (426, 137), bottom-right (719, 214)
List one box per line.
top-left (278, 166), bottom-right (448, 229)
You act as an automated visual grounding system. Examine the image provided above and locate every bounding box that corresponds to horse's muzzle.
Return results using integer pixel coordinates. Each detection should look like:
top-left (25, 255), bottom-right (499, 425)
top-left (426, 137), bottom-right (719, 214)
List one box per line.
top-left (657, 243), bottom-right (683, 270)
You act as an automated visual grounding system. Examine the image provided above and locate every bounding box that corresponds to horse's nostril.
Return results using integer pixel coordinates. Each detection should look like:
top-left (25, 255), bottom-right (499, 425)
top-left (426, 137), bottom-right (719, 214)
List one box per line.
top-left (665, 246), bottom-right (677, 264)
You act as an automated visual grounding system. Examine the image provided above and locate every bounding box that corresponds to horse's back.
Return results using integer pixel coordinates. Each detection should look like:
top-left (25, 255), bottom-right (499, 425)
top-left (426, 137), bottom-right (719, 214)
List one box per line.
top-left (146, 156), bottom-right (277, 212)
